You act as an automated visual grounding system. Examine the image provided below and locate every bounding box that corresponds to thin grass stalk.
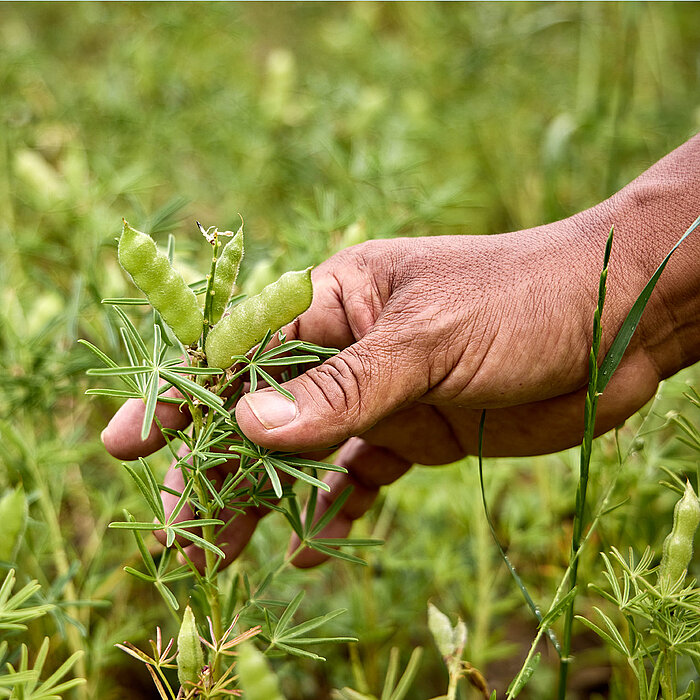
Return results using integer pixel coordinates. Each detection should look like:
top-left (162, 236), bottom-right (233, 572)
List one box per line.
top-left (557, 228), bottom-right (614, 698)
top-left (477, 412), bottom-right (562, 657)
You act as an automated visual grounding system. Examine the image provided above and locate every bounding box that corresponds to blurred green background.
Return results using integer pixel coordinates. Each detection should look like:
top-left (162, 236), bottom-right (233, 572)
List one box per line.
top-left (1, 3), bottom-right (699, 699)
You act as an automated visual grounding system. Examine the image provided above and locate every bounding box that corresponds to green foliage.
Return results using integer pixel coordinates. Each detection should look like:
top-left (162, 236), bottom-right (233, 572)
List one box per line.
top-left (0, 3), bottom-right (699, 698)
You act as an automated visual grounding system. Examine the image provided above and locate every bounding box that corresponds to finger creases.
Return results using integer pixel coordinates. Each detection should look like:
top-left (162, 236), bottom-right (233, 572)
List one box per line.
top-left (235, 333), bottom-right (426, 453)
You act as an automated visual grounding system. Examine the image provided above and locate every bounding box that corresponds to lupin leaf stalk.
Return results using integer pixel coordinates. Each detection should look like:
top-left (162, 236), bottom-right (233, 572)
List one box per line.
top-left (118, 220), bottom-right (204, 345)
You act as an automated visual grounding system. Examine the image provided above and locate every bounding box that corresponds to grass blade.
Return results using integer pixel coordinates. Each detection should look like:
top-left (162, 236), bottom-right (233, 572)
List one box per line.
top-left (478, 411), bottom-right (561, 655)
top-left (597, 214), bottom-right (700, 392)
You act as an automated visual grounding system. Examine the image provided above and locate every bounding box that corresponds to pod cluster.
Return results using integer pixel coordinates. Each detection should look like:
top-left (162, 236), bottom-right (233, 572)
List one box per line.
top-left (117, 220), bottom-right (313, 370)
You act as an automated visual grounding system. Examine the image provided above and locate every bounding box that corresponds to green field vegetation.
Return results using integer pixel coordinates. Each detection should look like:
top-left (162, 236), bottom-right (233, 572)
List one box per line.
top-left (1, 3), bottom-right (700, 699)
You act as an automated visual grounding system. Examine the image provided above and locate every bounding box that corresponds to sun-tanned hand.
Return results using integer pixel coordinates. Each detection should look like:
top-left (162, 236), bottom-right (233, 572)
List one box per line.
top-left (102, 134), bottom-right (700, 569)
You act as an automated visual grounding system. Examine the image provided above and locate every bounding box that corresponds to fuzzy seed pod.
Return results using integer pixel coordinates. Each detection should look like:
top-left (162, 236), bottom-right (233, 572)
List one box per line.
top-left (210, 231), bottom-right (244, 326)
top-left (659, 481), bottom-right (700, 586)
top-left (118, 220), bottom-right (204, 346)
top-left (205, 268), bottom-right (312, 369)
top-left (177, 605), bottom-right (204, 690)
top-left (428, 603), bottom-right (454, 658)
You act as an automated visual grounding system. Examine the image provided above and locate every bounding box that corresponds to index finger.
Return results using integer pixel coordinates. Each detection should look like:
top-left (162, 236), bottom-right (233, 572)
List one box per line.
top-left (101, 387), bottom-right (191, 460)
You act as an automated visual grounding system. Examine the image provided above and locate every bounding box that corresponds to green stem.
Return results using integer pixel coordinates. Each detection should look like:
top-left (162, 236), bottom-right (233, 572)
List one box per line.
top-left (557, 230), bottom-right (613, 700)
top-left (660, 647), bottom-right (675, 700)
top-left (446, 658), bottom-right (460, 700)
top-left (203, 238), bottom-right (222, 344)
top-left (508, 363), bottom-right (664, 700)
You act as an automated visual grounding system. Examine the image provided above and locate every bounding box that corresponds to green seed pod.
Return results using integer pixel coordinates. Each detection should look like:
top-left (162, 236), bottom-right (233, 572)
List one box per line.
top-left (118, 220), bottom-right (204, 346)
top-left (210, 231), bottom-right (244, 326)
top-left (205, 268), bottom-right (313, 369)
top-left (235, 642), bottom-right (285, 700)
top-left (177, 605), bottom-right (204, 690)
top-left (659, 481), bottom-right (700, 586)
top-left (0, 487), bottom-right (26, 561)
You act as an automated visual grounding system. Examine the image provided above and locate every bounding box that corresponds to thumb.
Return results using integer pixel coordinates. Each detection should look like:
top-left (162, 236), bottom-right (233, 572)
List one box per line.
top-left (235, 330), bottom-right (427, 451)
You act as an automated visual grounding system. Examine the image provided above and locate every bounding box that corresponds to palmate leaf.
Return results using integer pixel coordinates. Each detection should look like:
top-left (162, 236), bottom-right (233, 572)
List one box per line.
top-left (101, 297), bottom-right (149, 305)
top-left (0, 638), bottom-right (85, 699)
top-left (307, 543), bottom-right (368, 566)
top-left (265, 593), bottom-right (353, 660)
top-left (0, 571), bottom-right (53, 632)
top-left (160, 369), bottom-right (228, 417)
top-left (112, 305), bottom-right (150, 361)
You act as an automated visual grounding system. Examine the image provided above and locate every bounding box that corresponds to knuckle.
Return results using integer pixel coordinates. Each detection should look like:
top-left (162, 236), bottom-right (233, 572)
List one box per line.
top-left (304, 351), bottom-right (365, 422)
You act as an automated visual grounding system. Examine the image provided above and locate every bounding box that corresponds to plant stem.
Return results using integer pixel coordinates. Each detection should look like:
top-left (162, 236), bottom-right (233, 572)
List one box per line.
top-left (446, 658), bottom-right (460, 700)
top-left (557, 229), bottom-right (613, 699)
top-left (202, 238), bottom-right (221, 344)
top-left (660, 648), bottom-right (675, 700)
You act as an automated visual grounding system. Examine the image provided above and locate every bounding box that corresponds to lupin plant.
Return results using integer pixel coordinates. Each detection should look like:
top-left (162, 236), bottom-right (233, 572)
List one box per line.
top-left (577, 475), bottom-right (700, 700)
top-left (80, 220), bottom-right (382, 698)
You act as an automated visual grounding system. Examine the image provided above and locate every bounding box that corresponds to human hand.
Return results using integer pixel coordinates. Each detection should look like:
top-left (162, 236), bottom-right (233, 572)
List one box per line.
top-left (102, 134), bottom-right (700, 568)
top-left (101, 219), bottom-right (661, 568)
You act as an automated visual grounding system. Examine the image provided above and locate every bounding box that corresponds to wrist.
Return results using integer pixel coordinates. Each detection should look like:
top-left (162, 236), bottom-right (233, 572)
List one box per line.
top-left (580, 136), bottom-right (700, 380)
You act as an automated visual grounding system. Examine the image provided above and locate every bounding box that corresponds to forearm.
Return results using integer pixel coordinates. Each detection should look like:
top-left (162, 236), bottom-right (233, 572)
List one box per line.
top-left (582, 133), bottom-right (700, 380)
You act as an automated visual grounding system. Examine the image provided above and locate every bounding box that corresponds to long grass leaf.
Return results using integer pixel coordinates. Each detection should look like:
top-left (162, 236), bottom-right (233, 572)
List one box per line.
top-left (597, 214), bottom-right (700, 392)
top-left (478, 411), bottom-right (561, 654)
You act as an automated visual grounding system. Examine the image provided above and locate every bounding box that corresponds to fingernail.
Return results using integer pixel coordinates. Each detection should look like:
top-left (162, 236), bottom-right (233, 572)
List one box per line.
top-left (244, 391), bottom-right (297, 429)
top-left (100, 428), bottom-right (107, 445)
